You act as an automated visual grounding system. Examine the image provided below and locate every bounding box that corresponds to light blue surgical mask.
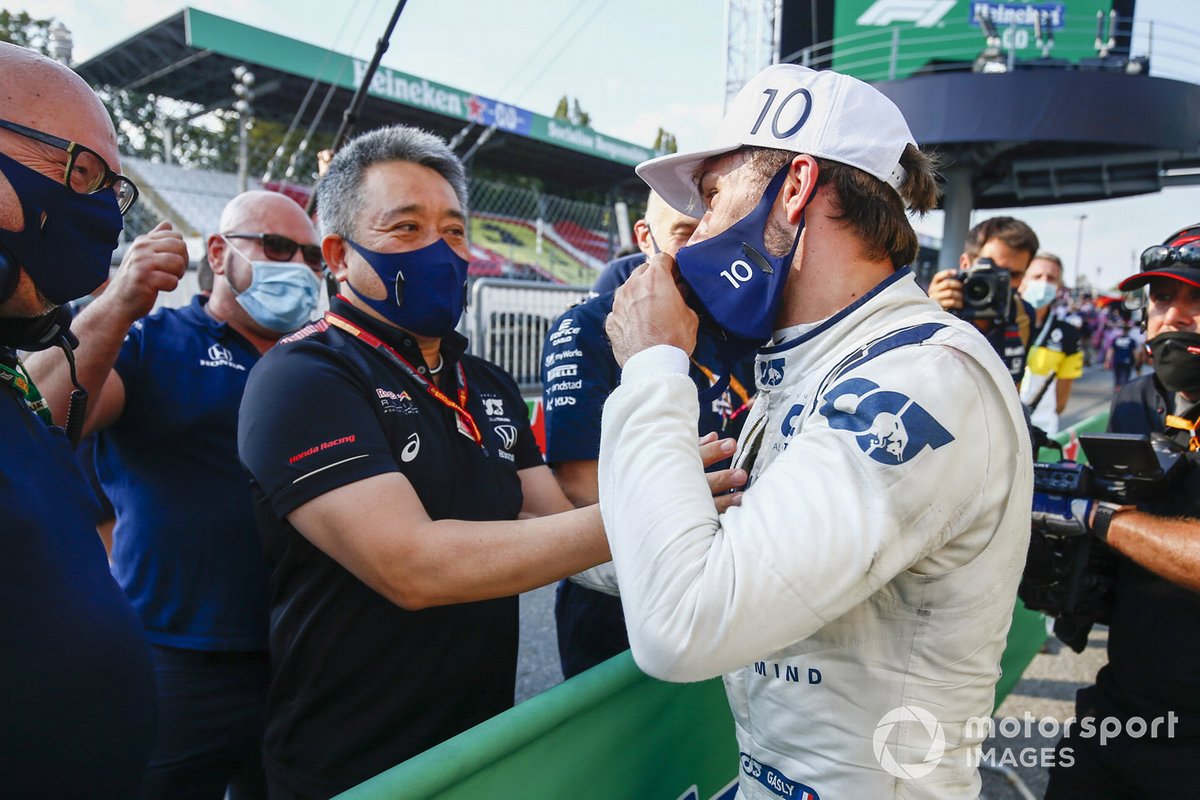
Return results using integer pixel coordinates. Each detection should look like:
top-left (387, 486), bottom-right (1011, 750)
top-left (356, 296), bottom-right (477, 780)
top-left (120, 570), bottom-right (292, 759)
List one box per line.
top-left (223, 240), bottom-right (322, 333)
top-left (1021, 279), bottom-right (1058, 311)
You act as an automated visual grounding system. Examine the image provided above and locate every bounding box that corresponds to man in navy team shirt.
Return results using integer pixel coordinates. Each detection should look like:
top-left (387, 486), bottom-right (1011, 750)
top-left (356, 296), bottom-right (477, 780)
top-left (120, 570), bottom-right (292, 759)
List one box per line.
top-left (1105, 320), bottom-right (1139, 390)
top-left (0, 42), bottom-right (156, 798)
top-left (31, 190), bottom-right (323, 799)
top-left (592, 191), bottom-right (700, 294)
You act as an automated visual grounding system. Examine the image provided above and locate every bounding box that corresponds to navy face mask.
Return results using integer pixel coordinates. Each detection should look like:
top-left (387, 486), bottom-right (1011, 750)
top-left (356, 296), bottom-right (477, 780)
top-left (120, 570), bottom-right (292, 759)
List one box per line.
top-left (345, 237), bottom-right (469, 337)
top-left (674, 164), bottom-right (804, 397)
top-left (0, 150), bottom-right (123, 306)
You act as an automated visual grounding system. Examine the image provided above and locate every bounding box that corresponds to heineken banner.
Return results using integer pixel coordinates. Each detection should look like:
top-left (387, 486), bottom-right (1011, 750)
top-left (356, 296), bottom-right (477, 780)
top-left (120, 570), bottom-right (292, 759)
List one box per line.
top-left (337, 415), bottom-right (1112, 799)
top-left (184, 9), bottom-right (655, 167)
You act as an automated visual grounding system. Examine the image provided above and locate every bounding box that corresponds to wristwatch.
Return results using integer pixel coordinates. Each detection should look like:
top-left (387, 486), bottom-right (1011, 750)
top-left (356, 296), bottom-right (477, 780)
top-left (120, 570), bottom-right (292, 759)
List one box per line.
top-left (1092, 502), bottom-right (1133, 543)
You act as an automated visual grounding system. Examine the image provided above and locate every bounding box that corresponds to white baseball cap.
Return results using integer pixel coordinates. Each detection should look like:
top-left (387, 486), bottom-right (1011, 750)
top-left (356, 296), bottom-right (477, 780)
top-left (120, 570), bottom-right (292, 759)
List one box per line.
top-left (637, 64), bottom-right (917, 218)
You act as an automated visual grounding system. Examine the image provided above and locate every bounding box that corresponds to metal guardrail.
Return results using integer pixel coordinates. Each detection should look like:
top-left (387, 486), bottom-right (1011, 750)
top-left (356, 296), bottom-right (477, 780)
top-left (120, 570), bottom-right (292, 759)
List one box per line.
top-left (467, 278), bottom-right (592, 393)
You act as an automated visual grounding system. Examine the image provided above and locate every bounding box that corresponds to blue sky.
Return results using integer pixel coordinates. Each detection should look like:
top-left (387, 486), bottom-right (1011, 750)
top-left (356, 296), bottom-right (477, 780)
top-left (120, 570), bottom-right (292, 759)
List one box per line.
top-left (28, 0), bottom-right (1200, 290)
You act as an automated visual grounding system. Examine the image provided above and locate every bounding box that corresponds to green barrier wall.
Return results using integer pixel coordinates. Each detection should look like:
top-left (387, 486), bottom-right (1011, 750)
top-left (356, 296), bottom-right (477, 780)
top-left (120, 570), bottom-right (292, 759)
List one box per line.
top-left (340, 412), bottom-right (1111, 799)
top-left (337, 651), bottom-right (738, 800)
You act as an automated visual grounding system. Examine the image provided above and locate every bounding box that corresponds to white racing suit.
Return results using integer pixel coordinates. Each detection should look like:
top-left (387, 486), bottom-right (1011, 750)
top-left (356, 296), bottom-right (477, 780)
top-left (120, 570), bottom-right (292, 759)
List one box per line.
top-left (598, 271), bottom-right (1032, 799)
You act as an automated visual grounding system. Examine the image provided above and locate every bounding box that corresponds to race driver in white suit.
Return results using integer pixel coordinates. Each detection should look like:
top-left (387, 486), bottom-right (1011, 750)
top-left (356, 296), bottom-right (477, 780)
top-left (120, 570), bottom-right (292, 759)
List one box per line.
top-left (597, 64), bottom-right (1033, 799)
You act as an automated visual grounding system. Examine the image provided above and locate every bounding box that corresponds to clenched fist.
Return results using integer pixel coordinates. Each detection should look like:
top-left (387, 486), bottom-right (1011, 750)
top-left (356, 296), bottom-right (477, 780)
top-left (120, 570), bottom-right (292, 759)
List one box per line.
top-left (100, 221), bottom-right (189, 325)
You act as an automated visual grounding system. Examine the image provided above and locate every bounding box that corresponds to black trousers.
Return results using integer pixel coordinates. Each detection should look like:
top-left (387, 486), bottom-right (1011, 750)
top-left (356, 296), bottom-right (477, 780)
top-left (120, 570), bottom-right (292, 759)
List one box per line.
top-left (138, 644), bottom-right (270, 800)
top-left (1045, 686), bottom-right (1198, 799)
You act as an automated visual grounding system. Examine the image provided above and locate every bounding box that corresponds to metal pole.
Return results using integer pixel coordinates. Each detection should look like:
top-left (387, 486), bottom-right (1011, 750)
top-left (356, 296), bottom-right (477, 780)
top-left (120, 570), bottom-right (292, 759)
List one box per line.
top-left (237, 113), bottom-right (249, 194)
top-left (1074, 214), bottom-right (1088, 288)
top-left (306, 0), bottom-right (410, 215)
top-left (938, 165), bottom-right (974, 272)
top-left (889, 28), bottom-right (900, 80)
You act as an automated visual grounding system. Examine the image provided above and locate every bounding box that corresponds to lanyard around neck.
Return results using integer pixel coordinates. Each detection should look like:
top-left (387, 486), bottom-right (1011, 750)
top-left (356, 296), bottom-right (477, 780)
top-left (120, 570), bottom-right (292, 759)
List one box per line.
top-left (325, 312), bottom-right (483, 446)
top-left (1165, 413), bottom-right (1200, 452)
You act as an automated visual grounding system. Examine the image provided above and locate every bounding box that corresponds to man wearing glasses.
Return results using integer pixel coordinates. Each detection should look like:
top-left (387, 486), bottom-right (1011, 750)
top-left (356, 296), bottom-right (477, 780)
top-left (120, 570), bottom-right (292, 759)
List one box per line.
top-left (31, 189), bottom-right (322, 799)
top-left (1044, 223), bottom-right (1200, 799)
top-left (0, 43), bottom-right (155, 799)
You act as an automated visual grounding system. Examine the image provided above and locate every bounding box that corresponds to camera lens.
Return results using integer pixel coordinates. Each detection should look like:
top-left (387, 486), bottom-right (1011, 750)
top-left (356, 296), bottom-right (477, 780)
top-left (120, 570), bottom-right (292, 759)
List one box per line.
top-left (964, 276), bottom-right (992, 306)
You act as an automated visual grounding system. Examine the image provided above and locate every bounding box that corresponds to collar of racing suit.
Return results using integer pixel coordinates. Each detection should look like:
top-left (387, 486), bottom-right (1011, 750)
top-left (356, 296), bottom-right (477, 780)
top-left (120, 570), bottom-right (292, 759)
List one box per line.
top-left (751, 267), bottom-right (935, 394)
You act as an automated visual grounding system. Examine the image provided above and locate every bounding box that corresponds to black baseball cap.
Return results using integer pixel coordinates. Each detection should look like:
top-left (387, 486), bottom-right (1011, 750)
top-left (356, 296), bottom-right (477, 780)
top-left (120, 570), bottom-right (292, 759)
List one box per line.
top-left (1119, 224), bottom-right (1200, 291)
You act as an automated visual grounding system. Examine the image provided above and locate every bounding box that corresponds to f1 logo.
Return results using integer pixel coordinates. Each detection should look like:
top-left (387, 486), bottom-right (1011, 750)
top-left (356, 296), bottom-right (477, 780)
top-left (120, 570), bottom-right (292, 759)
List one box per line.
top-left (856, 0), bottom-right (955, 28)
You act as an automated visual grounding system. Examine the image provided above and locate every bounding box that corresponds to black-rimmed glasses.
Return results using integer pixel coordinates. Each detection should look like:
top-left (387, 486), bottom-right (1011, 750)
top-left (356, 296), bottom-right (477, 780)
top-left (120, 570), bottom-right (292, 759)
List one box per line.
top-left (1140, 243), bottom-right (1200, 271)
top-left (224, 233), bottom-right (324, 269)
top-left (0, 119), bottom-right (139, 214)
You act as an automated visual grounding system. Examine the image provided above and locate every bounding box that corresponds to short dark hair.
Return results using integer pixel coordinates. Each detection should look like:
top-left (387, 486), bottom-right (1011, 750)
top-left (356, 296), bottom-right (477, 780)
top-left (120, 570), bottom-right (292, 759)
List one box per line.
top-left (963, 217), bottom-right (1039, 261)
top-left (745, 144), bottom-right (941, 269)
top-left (316, 125), bottom-right (468, 240)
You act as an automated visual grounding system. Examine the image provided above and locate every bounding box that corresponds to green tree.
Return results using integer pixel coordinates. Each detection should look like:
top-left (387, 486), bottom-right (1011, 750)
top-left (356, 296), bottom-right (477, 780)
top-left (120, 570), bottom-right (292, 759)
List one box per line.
top-left (553, 95), bottom-right (570, 121)
top-left (653, 127), bottom-right (678, 155)
top-left (553, 95), bottom-right (593, 128)
top-left (0, 9), bottom-right (52, 55)
top-left (570, 98), bottom-right (591, 128)
top-left (95, 84), bottom-right (334, 184)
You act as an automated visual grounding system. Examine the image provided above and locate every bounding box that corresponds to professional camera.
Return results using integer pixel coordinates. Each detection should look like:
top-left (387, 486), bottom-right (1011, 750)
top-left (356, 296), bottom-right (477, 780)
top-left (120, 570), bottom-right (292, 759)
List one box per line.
top-left (952, 257), bottom-right (1012, 321)
top-left (1019, 433), bottom-right (1188, 652)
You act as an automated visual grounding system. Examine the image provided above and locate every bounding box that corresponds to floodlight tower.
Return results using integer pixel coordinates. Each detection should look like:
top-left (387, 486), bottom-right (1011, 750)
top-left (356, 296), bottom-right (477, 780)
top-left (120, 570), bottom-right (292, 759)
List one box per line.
top-left (233, 66), bottom-right (256, 194)
top-left (724, 0), bottom-right (783, 109)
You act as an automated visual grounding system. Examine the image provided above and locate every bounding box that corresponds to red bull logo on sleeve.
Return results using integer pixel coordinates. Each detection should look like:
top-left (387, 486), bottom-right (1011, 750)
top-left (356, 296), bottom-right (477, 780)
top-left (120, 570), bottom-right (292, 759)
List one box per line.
top-left (818, 377), bottom-right (953, 466)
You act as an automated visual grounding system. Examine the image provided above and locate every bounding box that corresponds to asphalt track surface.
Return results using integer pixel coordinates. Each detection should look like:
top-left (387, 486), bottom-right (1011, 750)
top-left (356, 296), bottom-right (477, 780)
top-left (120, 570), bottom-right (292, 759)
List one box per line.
top-left (514, 365), bottom-right (1130, 798)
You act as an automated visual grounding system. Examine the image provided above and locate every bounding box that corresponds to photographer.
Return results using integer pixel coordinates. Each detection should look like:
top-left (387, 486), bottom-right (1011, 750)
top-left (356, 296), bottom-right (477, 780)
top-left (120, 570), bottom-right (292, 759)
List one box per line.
top-left (1044, 223), bottom-right (1200, 798)
top-left (928, 216), bottom-right (1039, 384)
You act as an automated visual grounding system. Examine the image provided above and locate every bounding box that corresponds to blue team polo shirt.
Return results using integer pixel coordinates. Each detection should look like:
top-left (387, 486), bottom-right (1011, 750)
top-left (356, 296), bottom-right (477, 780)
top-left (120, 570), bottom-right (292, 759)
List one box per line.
top-left (541, 291), bottom-right (755, 464)
top-left (0, 360), bottom-right (157, 796)
top-left (96, 296), bottom-right (270, 651)
top-left (591, 252), bottom-right (645, 295)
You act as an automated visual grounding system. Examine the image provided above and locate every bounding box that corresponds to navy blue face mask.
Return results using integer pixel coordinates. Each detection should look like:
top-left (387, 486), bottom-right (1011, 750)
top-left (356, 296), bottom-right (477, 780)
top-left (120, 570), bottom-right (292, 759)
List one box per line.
top-left (0, 150), bottom-right (123, 306)
top-left (345, 237), bottom-right (469, 337)
top-left (674, 164), bottom-right (804, 398)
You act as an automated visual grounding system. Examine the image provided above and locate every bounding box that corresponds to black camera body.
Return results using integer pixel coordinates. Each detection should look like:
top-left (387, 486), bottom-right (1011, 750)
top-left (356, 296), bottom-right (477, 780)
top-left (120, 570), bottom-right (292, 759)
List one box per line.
top-left (1019, 433), bottom-right (1188, 652)
top-left (952, 257), bottom-right (1012, 321)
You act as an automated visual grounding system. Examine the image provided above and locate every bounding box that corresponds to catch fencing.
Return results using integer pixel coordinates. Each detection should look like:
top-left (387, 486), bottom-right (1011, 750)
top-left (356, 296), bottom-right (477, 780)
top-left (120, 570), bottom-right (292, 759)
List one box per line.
top-left (466, 278), bottom-right (592, 393)
top-left (467, 178), bottom-right (625, 286)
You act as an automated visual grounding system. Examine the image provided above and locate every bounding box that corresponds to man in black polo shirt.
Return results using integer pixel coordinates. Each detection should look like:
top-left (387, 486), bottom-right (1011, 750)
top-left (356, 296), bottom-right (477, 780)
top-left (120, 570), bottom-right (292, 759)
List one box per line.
top-left (238, 126), bottom-right (743, 799)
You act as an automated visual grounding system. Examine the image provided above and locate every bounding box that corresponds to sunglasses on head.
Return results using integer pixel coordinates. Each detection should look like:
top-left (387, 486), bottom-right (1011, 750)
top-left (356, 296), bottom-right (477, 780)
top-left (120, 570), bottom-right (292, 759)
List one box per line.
top-left (1140, 243), bottom-right (1200, 271)
top-left (224, 233), bottom-right (323, 269)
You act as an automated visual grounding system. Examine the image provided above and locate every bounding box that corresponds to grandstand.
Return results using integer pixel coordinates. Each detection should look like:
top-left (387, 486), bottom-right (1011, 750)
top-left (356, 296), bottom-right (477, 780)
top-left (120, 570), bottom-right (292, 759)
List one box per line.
top-left (122, 156), bottom-right (256, 238)
top-left (117, 155), bottom-right (610, 285)
top-left (76, 8), bottom-right (653, 286)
